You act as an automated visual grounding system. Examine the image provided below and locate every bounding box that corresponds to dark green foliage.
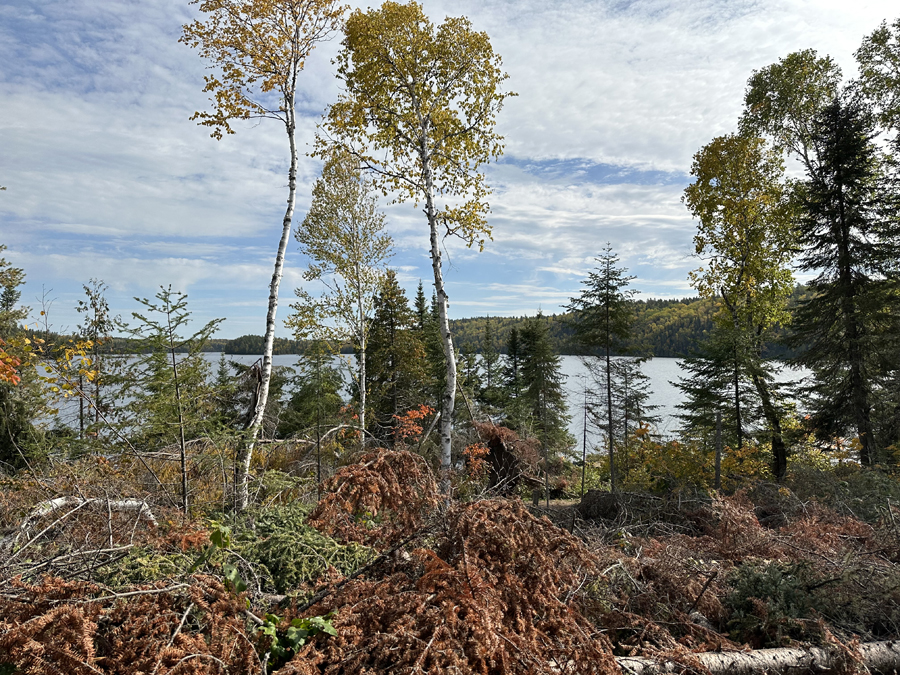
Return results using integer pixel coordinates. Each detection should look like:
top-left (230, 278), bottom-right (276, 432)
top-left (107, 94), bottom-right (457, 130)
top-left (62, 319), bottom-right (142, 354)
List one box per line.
top-left (234, 503), bottom-right (374, 594)
top-left (568, 244), bottom-right (637, 490)
top-left (610, 357), bottom-right (660, 459)
top-left (365, 271), bottom-right (428, 444)
top-left (518, 313), bottom-right (571, 451)
top-left (675, 326), bottom-right (763, 451)
top-left (414, 280), bottom-right (428, 332)
top-left (790, 97), bottom-right (900, 464)
top-left (566, 244), bottom-right (636, 357)
top-left (476, 316), bottom-right (504, 411)
top-left (276, 342), bottom-right (344, 439)
top-left (725, 561), bottom-right (820, 647)
top-left (122, 287), bottom-right (224, 453)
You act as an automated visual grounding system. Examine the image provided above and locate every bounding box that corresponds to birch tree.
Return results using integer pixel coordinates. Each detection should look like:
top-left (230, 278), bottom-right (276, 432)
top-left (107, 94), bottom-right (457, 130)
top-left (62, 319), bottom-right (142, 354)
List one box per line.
top-left (319, 1), bottom-right (513, 489)
top-left (286, 149), bottom-right (392, 447)
top-left (180, 0), bottom-right (345, 511)
top-left (740, 49), bottom-right (842, 173)
top-left (683, 133), bottom-right (797, 478)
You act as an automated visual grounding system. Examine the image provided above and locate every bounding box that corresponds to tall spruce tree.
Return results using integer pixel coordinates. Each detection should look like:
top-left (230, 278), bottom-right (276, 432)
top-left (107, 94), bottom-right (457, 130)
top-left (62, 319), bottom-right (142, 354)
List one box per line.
top-left (567, 244), bottom-right (636, 491)
top-left (519, 313), bottom-right (570, 504)
top-left (366, 270), bottom-right (428, 444)
top-left (790, 97), bottom-right (900, 465)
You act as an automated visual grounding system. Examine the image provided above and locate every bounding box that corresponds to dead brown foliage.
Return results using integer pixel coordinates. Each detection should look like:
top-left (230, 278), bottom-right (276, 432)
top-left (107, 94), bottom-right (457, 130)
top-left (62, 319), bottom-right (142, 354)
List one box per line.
top-left (472, 423), bottom-right (540, 495)
top-left (307, 449), bottom-right (439, 549)
top-left (0, 574), bottom-right (259, 674)
top-left (286, 499), bottom-right (619, 675)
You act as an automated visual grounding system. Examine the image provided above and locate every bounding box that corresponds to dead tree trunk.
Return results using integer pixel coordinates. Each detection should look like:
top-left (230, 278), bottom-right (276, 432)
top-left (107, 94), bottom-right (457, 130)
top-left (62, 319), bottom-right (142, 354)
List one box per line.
top-left (616, 640), bottom-right (900, 675)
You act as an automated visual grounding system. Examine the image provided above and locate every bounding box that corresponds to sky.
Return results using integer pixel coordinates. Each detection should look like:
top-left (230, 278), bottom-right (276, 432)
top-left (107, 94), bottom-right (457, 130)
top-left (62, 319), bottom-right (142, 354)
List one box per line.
top-left (0, 0), bottom-right (897, 339)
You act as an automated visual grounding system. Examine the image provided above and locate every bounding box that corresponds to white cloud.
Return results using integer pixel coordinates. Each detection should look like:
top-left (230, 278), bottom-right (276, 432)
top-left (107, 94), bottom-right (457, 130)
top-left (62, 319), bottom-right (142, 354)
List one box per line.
top-left (2, 0), bottom-right (897, 335)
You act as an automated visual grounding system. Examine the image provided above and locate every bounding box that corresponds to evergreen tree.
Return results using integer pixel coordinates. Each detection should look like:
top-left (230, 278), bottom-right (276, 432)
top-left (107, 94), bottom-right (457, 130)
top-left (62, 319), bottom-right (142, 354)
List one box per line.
top-left (420, 292), bottom-right (447, 412)
top-left (790, 97), bottom-right (900, 464)
top-left (122, 287), bottom-right (223, 513)
top-left (612, 357), bottom-right (660, 470)
top-left (277, 339), bottom-right (345, 475)
top-left (477, 316), bottom-right (504, 411)
top-left (519, 313), bottom-right (571, 501)
top-left (414, 280), bottom-right (428, 333)
top-left (567, 244), bottom-right (636, 491)
top-left (366, 270), bottom-right (428, 444)
top-left (675, 326), bottom-right (762, 452)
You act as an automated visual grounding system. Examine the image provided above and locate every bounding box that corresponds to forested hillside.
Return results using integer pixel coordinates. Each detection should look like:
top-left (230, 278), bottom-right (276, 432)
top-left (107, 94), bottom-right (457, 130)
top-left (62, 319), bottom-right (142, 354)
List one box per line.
top-left (450, 292), bottom-right (803, 358)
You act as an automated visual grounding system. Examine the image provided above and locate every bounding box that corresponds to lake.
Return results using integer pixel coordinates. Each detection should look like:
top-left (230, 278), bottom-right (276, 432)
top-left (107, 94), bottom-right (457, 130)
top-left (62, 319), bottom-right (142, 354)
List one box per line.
top-left (203, 353), bottom-right (810, 448)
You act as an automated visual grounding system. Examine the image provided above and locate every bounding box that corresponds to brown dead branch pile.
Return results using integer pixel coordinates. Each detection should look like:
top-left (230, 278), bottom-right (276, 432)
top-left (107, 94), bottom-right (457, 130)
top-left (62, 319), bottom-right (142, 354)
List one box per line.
top-left (472, 422), bottom-right (540, 495)
top-left (583, 488), bottom-right (900, 655)
top-left (288, 498), bottom-right (619, 674)
top-left (307, 449), bottom-right (440, 549)
top-left (0, 574), bottom-right (259, 674)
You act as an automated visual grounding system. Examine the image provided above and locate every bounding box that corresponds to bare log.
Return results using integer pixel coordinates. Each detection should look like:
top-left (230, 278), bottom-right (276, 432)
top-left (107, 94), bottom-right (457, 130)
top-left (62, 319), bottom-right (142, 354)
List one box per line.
top-left (0, 497), bottom-right (157, 555)
top-left (616, 640), bottom-right (900, 675)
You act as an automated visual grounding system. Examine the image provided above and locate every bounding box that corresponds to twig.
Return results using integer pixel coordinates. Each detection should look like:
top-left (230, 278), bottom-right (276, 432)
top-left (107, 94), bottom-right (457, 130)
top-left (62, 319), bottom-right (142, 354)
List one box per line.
top-left (61, 582), bottom-right (191, 605)
top-left (1, 499), bottom-right (92, 564)
top-left (686, 571), bottom-right (718, 615)
top-left (151, 602), bottom-right (195, 675)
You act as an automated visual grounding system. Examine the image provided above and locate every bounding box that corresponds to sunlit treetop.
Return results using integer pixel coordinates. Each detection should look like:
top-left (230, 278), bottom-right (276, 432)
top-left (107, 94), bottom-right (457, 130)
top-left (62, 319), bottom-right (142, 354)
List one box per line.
top-left (856, 17), bottom-right (900, 139)
top-left (739, 49), bottom-right (842, 170)
top-left (683, 134), bottom-right (798, 330)
top-left (180, 0), bottom-right (346, 139)
top-left (319, 1), bottom-right (515, 250)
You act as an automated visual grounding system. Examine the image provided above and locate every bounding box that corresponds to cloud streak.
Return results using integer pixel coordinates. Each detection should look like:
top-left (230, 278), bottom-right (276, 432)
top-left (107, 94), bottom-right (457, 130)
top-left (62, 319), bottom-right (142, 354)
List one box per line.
top-left (0, 0), bottom-right (896, 335)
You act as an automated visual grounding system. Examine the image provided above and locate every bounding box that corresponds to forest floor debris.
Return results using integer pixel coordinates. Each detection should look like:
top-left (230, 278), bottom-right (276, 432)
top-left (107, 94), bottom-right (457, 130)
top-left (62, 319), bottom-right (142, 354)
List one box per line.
top-left (1, 450), bottom-right (899, 674)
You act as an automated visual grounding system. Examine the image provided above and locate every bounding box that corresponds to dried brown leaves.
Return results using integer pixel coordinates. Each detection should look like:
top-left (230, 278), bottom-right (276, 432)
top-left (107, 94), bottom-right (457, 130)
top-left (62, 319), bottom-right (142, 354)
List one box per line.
top-left (308, 449), bottom-right (439, 549)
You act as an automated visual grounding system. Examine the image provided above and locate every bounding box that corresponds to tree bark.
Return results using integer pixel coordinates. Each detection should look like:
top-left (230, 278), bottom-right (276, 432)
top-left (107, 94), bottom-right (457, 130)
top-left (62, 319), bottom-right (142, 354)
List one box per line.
top-left (357, 263), bottom-right (366, 452)
top-left (423, 154), bottom-right (456, 493)
top-left (1, 497), bottom-right (157, 554)
top-left (750, 368), bottom-right (787, 480)
top-left (615, 640), bottom-right (900, 675)
top-left (234, 105), bottom-right (298, 512)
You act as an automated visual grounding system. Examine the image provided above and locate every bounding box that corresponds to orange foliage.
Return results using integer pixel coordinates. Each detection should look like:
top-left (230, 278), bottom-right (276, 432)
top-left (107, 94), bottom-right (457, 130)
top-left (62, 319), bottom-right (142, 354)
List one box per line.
top-left (291, 499), bottom-right (619, 675)
top-left (308, 448), bottom-right (440, 549)
top-left (0, 575), bottom-right (259, 674)
top-left (0, 338), bottom-right (21, 385)
top-left (463, 442), bottom-right (490, 478)
top-left (392, 404), bottom-right (435, 443)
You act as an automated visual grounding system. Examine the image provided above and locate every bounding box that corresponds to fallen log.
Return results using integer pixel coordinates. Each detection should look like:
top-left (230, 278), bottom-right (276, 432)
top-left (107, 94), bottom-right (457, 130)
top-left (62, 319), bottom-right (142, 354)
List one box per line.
top-left (0, 497), bottom-right (157, 556)
top-left (616, 639), bottom-right (900, 675)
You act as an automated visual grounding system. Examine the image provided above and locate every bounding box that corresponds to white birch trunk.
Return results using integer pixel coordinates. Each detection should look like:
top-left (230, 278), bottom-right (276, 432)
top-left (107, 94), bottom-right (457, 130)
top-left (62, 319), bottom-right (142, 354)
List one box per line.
top-left (234, 104), bottom-right (298, 512)
top-left (357, 262), bottom-right (366, 450)
top-left (1, 497), bottom-right (157, 554)
top-left (615, 640), bottom-right (900, 675)
top-left (422, 153), bottom-right (456, 493)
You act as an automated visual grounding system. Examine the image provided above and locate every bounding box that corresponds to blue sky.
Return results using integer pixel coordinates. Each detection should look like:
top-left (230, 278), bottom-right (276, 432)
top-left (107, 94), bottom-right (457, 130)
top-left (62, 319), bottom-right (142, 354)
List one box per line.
top-left (0, 0), bottom-right (896, 339)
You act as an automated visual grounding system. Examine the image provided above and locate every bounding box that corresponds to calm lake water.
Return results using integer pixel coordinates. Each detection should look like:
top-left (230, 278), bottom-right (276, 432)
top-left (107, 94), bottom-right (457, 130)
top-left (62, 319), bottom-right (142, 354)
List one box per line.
top-left (203, 353), bottom-right (811, 449)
